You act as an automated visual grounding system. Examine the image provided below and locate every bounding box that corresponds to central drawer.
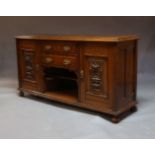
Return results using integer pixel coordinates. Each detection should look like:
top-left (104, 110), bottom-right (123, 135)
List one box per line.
top-left (42, 55), bottom-right (78, 71)
top-left (41, 41), bottom-right (78, 56)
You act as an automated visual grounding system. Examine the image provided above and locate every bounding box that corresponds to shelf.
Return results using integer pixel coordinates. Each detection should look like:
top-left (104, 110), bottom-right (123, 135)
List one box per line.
top-left (43, 67), bottom-right (78, 104)
top-left (45, 76), bottom-right (77, 81)
top-left (45, 89), bottom-right (78, 104)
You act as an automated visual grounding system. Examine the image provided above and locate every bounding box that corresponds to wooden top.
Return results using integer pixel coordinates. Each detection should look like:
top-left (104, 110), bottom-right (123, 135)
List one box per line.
top-left (15, 35), bottom-right (138, 42)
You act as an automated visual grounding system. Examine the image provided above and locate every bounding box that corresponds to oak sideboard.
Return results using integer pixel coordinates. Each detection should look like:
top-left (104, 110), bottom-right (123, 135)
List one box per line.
top-left (16, 35), bottom-right (138, 123)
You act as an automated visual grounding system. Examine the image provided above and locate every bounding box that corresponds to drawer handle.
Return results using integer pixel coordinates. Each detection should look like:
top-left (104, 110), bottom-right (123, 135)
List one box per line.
top-left (63, 46), bottom-right (71, 52)
top-left (45, 57), bottom-right (53, 64)
top-left (63, 59), bottom-right (71, 65)
top-left (44, 45), bottom-right (52, 50)
top-left (80, 70), bottom-right (84, 78)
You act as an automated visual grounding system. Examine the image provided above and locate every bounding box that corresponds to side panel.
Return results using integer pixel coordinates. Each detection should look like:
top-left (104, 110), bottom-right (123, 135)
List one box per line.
top-left (116, 41), bottom-right (137, 113)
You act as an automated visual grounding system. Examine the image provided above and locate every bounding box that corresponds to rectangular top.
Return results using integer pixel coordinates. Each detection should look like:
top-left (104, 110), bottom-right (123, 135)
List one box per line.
top-left (15, 35), bottom-right (138, 42)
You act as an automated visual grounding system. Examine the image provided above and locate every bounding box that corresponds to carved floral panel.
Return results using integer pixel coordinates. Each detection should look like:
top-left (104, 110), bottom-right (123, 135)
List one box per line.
top-left (86, 57), bottom-right (108, 97)
top-left (23, 51), bottom-right (35, 81)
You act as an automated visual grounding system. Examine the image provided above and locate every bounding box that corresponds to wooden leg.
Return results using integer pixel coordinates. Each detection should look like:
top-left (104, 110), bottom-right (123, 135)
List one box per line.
top-left (111, 116), bottom-right (120, 123)
top-left (19, 90), bottom-right (24, 97)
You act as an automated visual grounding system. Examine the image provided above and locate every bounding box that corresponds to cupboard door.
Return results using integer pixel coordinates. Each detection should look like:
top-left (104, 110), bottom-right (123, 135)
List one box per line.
top-left (17, 41), bottom-right (41, 91)
top-left (83, 55), bottom-right (110, 110)
top-left (80, 43), bottom-right (116, 112)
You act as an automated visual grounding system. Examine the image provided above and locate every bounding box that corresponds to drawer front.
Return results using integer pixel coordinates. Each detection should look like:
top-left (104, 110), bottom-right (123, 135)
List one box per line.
top-left (41, 41), bottom-right (78, 56)
top-left (42, 55), bottom-right (78, 70)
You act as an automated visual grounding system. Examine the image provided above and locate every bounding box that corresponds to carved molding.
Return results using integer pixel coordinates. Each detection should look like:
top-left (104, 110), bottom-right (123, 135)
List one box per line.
top-left (86, 57), bottom-right (107, 98)
top-left (90, 62), bottom-right (102, 91)
top-left (89, 58), bottom-right (104, 92)
top-left (23, 51), bottom-right (35, 81)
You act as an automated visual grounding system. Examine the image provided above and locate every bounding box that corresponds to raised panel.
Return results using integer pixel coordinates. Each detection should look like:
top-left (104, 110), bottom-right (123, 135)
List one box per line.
top-left (23, 49), bottom-right (36, 82)
top-left (117, 42), bottom-right (136, 103)
top-left (82, 55), bottom-right (111, 111)
top-left (20, 48), bottom-right (38, 90)
top-left (85, 57), bottom-right (108, 98)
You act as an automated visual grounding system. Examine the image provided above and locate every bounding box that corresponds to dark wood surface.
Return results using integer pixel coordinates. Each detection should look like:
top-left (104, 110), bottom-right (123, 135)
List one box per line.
top-left (15, 35), bottom-right (138, 42)
top-left (16, 35), bottom-right (138, 123)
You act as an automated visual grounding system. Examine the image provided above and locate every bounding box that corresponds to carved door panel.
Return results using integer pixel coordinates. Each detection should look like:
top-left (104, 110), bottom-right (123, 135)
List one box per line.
top-left (83, 56), bottom-right (109, 107)
top-left (18, 42), bottom-right (41, 91)
top-left (85, 57), bottom-right (108, 98)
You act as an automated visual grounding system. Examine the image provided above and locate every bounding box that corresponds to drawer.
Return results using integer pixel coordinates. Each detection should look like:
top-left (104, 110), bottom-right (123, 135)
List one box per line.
top-left (42, 55), bottom-right (78, 70)
top-left (18, 40), bottom-right (37, 48)
top-left (41, 41), bottom-right (78, 56)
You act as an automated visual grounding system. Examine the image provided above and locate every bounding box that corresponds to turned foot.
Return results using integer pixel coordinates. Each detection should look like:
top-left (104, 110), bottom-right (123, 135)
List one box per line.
top-left (130, 106), bottom-right (137, 112)
top-left (111, 116), bottom-right (120, 123)
top-left (19, 91), bottom-right (24, 97)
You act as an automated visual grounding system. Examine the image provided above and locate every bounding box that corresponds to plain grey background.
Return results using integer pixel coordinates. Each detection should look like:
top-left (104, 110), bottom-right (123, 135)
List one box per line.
top-left (0, 16), bottom-right (155, 78)
top-left (0, 17), bottom-right (155, 138)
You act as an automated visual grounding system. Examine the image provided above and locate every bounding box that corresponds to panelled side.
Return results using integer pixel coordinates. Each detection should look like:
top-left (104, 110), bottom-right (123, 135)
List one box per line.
top-left (115, 41), bottom-right (137, 114)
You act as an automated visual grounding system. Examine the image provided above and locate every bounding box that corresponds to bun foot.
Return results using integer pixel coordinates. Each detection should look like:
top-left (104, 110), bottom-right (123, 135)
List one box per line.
top-left (19, 91), bottom-right (24, 97)
top-left (130, 106), bottom-right (137, 112)
top-left (111, 116), bottom-right (120, 123)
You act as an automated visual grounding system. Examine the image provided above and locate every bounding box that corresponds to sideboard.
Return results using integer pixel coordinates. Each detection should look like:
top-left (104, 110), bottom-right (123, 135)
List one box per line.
top-left (16, 35), bottom-right (138, 123)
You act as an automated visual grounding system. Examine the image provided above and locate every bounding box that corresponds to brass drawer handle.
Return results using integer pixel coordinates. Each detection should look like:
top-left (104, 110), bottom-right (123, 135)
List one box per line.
top-left (45, 57), bottom-right (53, 64)
top-left (63, 46), bottom-right (71, 52)
top-left (80, 70), bottom-right (84, 78)
top-left (44, 45), bottom-right (52, 50)
top-left (63, 59), bottom-right (71, 65)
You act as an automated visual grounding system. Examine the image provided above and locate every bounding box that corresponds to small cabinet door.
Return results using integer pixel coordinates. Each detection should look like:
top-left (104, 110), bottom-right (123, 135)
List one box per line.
top-left (17, 40), bottom-right (42, 92)
top-left (80, 43), bottom-right (116, 112)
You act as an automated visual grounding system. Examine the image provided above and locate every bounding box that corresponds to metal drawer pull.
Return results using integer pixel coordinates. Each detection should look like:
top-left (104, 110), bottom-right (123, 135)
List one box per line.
top-left (63, 59), bottom-right (71, 65)
top-left (44, 45), bottom-right (52, 50)
top-left (63, 46), bottom-right (71, 52)
top-left (45, 57), bottom-right (53, 63)
top-left (80, 70), bottom-right (84, 78)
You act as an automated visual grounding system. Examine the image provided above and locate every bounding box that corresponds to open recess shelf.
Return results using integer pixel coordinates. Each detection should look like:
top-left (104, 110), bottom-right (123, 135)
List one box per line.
top-left (43, 67), bottom-right (78, 103)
